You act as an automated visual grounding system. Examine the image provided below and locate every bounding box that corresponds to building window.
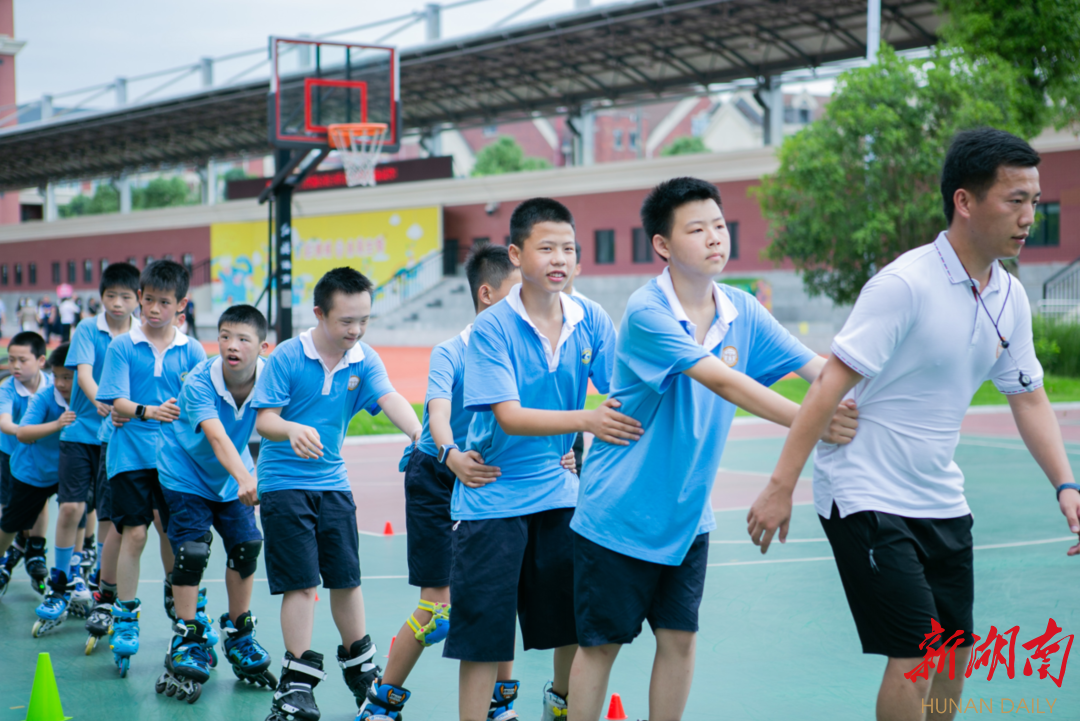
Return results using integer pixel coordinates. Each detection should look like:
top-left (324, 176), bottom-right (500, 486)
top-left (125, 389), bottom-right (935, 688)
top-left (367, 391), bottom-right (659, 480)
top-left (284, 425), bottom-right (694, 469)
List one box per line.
top-left (145, 255), bottom-right (155, 267)
top-left (628, 131), bottom-right (639, 151)
top-left (1029, 202), bottom-right (1060, 247)
top-left (728, 221), bottom-right (740, 260)
top-left (798, 107), bottom-right (811, 124)
top-left (15, 263), bottom-right (23, 285)
top-left (100, 258), bottom-right (109, 274)
top-left (182, 253), bottom-right (194, 272)
top-left (482, 125), bottom-right (498, 138)
top-left (67, 260), bottom-right (76, 283)
top-left (84, 259), bottom-right (93, 283)
top-left (472, 237), bottom-right (490, 249)
top-left (51, 261), bottom-right (61, 284)
top-left (632, 227), bottom-right (653, 264)
top-left (29, 263), bottom-right (37, 285)
top-left (613, 129), bottom-right (623, 151)
top-left (1, 264), bottom-right (7, 285)
top-left (164, 254), bottom-right (174, 262)
top-left (127, 256), bottom-right (138, 266)
top-left (595, 230), bottom-right (615, 265)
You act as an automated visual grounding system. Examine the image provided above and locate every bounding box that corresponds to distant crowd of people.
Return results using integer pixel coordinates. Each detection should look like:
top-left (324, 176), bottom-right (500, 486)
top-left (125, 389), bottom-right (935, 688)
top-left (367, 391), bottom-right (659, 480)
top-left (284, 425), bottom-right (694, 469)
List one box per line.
top-left (1, 294), bottom-right (197, 344)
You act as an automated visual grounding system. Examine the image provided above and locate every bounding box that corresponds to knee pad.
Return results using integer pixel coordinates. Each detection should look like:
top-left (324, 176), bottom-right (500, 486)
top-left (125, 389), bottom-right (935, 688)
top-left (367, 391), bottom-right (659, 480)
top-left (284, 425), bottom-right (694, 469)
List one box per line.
top-left (407, 600), bottom-right (450, 647)
top-left (227, 539), bottom-right (262, 579)
top-left (171, 532), bottom-right (212, 586)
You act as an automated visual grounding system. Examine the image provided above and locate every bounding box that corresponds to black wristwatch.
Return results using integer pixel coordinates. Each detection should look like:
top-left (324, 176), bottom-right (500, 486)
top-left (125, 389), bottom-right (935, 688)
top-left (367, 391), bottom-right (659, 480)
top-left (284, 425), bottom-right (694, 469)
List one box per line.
top-left (135, 404), bottom-right (147, 420)
top-left (438, 443), bottom-right (459, 464)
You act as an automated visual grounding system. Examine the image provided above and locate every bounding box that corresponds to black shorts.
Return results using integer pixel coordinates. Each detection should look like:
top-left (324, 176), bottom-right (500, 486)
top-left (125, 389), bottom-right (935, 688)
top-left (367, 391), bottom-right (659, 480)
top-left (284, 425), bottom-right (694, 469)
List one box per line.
top-left (162, 487), bottom-right (262, 555)
top-left (574, 531), bottom-right (709, 647)
top-left (404, 449), bottom-right (456, 588)
top-left (444, 507), bottom-right (577, 663)
top-left (58, 441), bottom-right (101, 505)
top-left (0, 451), bottom-right (11, 508)
top-left (89, 442), bottom-right (111, 520)
top-left (0, 476), bottom-right (57, 534)
top-left (110, 468), bottom-right (169, 532)
top-left (259, 489), bottom-right (361, 594)
top-left (820, 502), bottom-right (975, 658)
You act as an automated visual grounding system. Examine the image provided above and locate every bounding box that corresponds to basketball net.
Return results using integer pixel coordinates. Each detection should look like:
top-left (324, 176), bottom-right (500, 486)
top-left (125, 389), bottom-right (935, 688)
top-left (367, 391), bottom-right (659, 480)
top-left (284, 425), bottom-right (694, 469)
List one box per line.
top-left (328, 123), bottom-right (388, 187)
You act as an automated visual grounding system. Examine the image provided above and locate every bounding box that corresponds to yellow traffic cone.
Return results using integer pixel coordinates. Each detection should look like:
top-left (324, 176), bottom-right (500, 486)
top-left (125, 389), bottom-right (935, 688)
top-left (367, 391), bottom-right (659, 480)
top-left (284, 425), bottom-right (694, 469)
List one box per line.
top-left (24, 653), bottom-right (72, 721)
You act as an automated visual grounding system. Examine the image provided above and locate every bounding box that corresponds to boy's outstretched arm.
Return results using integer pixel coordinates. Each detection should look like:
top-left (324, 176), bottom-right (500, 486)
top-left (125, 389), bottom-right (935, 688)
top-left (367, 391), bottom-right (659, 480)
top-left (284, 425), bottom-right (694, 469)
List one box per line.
top-left (201, 418), bottom-right (260, 507)
top-left (1007, 388), bottom-right (1080, 556)
top-left (491, 399), bottom-right (643, 446)
top-left (256, 407), bottom-right (323, 459)
top-left (377, 391), bottom-right (422, 443)
top-left (77, 364), bottom-right (111, 417)
top-left (746, 355), bottom-right (864, 554)
top-left (16, 411), bottom-right (77, 443)
top-left (0, 412), bottom-right (16, 437)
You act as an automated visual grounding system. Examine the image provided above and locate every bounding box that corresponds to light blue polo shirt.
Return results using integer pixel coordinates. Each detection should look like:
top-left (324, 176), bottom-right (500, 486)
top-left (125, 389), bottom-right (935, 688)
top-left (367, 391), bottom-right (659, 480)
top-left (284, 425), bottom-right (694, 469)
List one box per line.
top-left (157, 356), bottom-right (262, 502)
top-left (64, 314), bottom-right (130, 446)
top-left (96, 323), bottom-right (207, 477)
top-left (10, 387), bottom-right (68, 487)
top-left (416, 327), bottom-right (472, 459)
top-left (0, 373), bottom-right (52, 456)
top-left (455, 286), bottom-right (616, 520)
top-left (251, 329), bottom-right (396, 494)
top-left (572, 269), bottom-right (815, 565)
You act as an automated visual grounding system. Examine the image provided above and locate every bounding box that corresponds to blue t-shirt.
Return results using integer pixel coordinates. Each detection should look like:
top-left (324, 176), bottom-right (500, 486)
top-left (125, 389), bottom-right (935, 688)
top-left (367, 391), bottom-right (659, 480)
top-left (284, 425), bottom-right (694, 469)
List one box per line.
top-left (64, 314), bottom-right (128, 446)
top-left (10, 387), bottom-right (68, 487)
top-left (455, 287), bottom-right (616, 520)
top-left (572, 275), bottom-right (815, 565)
top-left (251, 330), bottom-right (396, 495)
top-left (96, 324), bottom-right (207, 477)
top-left (0, 373), bottom-right (52, 456)
top-left (157, 356), bottom-right (262, 502)
top-left (416, 328), bottom-right (472, 459)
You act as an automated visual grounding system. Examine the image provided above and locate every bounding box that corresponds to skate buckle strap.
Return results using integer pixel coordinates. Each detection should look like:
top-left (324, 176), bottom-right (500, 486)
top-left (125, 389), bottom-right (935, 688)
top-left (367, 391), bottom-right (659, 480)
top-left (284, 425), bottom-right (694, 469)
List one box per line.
top-left (281, 655), bottom-right (328, 681)
top-left (338, 643), bottom-right (377, 671)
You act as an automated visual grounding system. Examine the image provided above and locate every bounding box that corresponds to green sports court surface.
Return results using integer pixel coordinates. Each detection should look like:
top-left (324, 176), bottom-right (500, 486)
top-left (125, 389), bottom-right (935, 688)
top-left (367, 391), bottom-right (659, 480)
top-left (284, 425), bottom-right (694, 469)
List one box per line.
top-left (2, 406), bottom-right (1078, 720)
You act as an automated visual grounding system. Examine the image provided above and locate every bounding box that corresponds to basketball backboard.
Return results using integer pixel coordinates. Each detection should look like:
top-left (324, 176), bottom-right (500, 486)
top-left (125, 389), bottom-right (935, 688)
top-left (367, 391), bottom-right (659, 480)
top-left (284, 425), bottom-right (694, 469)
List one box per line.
top-left (269, 37), bottom-right (400, 152)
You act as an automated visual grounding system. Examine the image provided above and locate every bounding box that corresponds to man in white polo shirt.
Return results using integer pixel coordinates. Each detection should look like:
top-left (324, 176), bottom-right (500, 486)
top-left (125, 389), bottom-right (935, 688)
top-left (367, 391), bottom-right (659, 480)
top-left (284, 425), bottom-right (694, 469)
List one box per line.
top-left (747, 127), bottom-right (1080, 721)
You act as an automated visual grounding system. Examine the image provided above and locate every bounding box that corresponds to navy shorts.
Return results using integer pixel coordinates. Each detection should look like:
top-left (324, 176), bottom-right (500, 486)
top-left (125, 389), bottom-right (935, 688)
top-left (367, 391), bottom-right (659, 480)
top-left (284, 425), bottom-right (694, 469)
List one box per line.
top-left (89, 443), bottom-right (111, 520)
top-left (161, 487), bottom-right (262, 556)
top-left (820, 502), bottom-right (975, 658)
top-left (0, 476), bottom-right (56, 534)
top-left (58, 441), bottom-right (101, 504)
top-left (404, 449), bottom-right (456, 587)
top-left (110, 468), bottom-right (169, 532)
top-left (574, 531), bottom-right (709, 647)
top-left (444, 507), bottom-right (577, 663)
top-left (259, 489), bottom-right (361, 595)
top-left (0, 451), bottom-right (11, 508)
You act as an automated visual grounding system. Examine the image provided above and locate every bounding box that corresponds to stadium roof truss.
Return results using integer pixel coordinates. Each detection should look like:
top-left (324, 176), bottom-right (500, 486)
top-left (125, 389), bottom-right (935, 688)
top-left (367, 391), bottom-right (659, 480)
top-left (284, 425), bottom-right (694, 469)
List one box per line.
top-left (0, 0), bottom-right (940, 191)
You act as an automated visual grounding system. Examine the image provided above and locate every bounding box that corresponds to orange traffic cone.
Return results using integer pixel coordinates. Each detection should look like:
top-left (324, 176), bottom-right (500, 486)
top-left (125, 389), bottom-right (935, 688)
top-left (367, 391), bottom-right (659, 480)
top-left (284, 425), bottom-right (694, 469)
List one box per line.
top-left (315, 592), bottom-right (319, 602)
top-left (383, 521), bottom-right (394, 535)
top-left (384, 635), bottom-right (396, 657)
top-left (605, 693), bottom-right (627, 720)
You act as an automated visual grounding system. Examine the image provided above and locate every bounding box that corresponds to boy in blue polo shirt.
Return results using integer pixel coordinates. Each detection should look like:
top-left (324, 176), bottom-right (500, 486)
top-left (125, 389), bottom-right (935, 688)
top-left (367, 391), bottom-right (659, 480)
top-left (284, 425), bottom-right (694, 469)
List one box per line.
top-left (449, 198), bottom-right (641, 721)
top-left (0, 331), bottom-right (52, 596)
top-left (254, 267), bottom-right (423, 721)
top-left (566, 178), bottom-right (858, 721)
top-left (96, 259), bottom-right (207, 676)
top-left (154, 304), bottom-right (275, 702)
top-left (0, 343), bottom-right (72, 620)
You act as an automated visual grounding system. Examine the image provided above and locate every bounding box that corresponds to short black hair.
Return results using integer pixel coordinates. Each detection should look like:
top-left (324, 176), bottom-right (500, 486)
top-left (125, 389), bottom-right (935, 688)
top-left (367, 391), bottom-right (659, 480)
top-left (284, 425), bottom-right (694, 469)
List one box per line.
top-left (509, 198), bottom-right (574, 248)
top-left (641, 177), bottom-right (723, 243)
top-left (218, 304), bottom-right (268, 342)
top-left (464, 244), bottom-right (517, 311)
top-left (141, 260), bottom-right (190, 301)
top-left (941, 128), bottom-right (1041, 224)
top-left (314, 267), bottom-right (374, 315)
top-left (573, 241), bottom-right (582, 262)
top-left (99, 262), bottom-right (141, 297)
top-left (48, 343), bottom-right (70, 370)
top-left (8, 331), bottom-right (46, 359)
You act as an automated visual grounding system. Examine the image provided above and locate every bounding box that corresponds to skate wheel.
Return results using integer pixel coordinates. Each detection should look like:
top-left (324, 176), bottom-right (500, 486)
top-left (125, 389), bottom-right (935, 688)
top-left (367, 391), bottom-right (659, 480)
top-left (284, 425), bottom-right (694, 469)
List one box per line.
top-left (155, 675), bottom-right (167, 694)
top-left (262, 670), bottom-right (277, 688)
top-left (165, 681), bottom-right (177, 697)
top-left (31, 620), bottom-right (44, 638)
top-left (118, 657), bottom-right (129, 678)
top-left (85, 636), bottom-right (97, 655)
top-left (209, 647), bottom-right (219, 668)
top-left (186, 684), bottom-right (202, 704)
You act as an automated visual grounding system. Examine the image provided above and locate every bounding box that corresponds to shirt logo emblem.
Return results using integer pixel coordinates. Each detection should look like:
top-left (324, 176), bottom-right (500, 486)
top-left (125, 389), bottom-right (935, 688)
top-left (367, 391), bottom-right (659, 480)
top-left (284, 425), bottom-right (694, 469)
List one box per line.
top-left (179, 371), bottom-right (189, 382)
top-left (347, 375), bottom-right (361, 391)
top-left (581, 349), bottom-right (593, 364)
top-left (721, 346), bottom-right (739, 367)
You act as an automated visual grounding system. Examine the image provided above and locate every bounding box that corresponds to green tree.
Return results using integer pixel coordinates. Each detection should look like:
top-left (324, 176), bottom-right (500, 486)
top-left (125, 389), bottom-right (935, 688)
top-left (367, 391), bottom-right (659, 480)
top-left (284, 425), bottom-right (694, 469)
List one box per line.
top-left (940, 0), bottom-right (1080, 133)
top-left (471, 136), bottom-right (552, 176)
top-left (58, 183), bottom-right (119, 218)
top-left (133, 176), bottom-right (196, 210)
top-left (754, 46), bottom-right (1030, 305)
top-left (661, 136), bottom-right (709, 156)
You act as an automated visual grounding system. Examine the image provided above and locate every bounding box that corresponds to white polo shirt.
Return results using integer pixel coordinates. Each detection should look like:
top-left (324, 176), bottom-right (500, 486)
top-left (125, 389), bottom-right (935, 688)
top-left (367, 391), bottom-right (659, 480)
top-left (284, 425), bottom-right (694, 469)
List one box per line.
top-left (813, 232), bottom-right (1042, 520)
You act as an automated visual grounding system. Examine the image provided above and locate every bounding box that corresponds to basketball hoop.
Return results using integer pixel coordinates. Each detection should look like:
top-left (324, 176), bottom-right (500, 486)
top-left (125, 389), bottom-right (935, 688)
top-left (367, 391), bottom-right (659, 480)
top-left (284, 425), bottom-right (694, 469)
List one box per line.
top-left (328, 123), bottom-right (388, 187)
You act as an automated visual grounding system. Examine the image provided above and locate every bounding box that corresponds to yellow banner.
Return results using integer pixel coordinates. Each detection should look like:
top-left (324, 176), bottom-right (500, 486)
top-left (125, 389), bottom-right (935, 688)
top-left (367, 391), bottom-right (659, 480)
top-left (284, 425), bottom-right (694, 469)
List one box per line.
top-left (210, 206), bottom-right (442, 314)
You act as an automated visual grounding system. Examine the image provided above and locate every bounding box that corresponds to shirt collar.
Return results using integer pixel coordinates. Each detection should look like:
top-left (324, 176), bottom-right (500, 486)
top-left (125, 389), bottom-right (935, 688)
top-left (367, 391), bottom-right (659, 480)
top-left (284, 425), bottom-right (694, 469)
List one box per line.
top-left (96, 312), bottom-right (130, 338)
top-left (13, 371), bottom-right (49, 398)
top-left (129, 320), bottom-right (189, 350)
top-left (656, 267), bottom-right (739, 350)
top-left (505, 284), bottom-right (586, 372)
top-left (53, 387), bottom-right (69, 410)
top-left (299, 328), bottom-right (365, 368)
top-left (459, 324), bottom-right (473, 347)
top-left (934, 231), bottom-right (1004, 296)
top-left (209, 355), bottom-right (264, 415)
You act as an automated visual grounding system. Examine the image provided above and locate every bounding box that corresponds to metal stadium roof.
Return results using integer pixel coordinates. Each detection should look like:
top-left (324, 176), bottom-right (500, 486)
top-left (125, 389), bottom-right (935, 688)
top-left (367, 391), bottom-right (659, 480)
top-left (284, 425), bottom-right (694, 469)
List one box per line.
top-left (0, 0), bottom-right (941, 191)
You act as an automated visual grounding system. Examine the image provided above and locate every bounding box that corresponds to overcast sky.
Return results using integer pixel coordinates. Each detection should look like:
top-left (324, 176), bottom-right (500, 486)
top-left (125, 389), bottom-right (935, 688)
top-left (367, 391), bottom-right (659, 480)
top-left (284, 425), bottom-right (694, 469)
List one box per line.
top-left (12, 0), bottom-right (606, 104)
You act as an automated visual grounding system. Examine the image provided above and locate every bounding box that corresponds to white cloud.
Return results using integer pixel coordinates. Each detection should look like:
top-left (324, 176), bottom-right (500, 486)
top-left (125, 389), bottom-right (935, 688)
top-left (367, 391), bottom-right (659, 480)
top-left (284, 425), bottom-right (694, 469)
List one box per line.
top-left (406, 223), bottom-right (423, 241)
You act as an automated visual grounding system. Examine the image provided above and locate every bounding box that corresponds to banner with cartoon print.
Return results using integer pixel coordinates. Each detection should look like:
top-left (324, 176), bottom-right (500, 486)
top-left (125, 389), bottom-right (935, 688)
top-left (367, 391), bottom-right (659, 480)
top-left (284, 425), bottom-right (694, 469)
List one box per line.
top-left (210, 206), bottom-right (442, 318)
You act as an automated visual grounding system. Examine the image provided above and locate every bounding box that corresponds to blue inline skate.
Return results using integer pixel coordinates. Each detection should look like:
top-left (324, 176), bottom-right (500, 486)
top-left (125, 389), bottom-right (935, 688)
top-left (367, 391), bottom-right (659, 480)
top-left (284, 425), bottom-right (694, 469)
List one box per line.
top-left (66, 564), bottom-right (93, 619)
top-left (196, 587), bottom-right (219, 666)
top-left (359, 681), bottom-right (411, 720)
top-left (84, 585), bottom-right (116, 656)
top-left (32, 569), bottom-right (70, 638)
top-left (221, 611), bottom-right (276, 688)
top-left (488, 680), bottom-right (521, 721)
top-left (156, 618), bottom-right (213, 704)
top-left (109, 599), bottom-right (140, 677)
